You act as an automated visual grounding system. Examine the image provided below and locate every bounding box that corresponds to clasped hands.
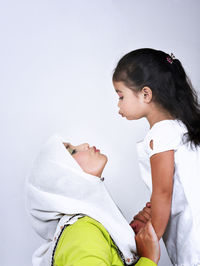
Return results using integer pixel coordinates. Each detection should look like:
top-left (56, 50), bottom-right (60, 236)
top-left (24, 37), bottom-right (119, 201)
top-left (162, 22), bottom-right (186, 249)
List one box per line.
top-left (130, 202), bottom-right (160, 264)
top-left (130, 202), bottom-right (151, 234)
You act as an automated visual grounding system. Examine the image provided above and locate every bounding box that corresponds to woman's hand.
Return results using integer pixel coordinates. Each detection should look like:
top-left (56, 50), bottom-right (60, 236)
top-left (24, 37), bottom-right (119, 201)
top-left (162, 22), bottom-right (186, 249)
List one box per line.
top-left (130, 202), bottom-right (151, 234)
top-left (135, 221), bottom-right (160, 264)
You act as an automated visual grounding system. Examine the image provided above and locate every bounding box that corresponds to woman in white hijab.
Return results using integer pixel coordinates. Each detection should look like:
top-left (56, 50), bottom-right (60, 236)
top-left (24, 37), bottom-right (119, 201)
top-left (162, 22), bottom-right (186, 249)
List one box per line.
top-left (26, 135), bottom-right (159, 266)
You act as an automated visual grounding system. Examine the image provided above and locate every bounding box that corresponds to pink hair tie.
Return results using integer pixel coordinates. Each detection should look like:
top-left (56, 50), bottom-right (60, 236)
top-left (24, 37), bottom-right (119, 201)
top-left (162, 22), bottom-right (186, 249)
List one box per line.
top-left (166, 53), bottom-right (176, 64)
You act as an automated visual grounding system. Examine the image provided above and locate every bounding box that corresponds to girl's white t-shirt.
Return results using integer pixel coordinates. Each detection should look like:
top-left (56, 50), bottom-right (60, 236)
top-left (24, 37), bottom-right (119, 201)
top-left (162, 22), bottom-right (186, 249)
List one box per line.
top-left (137, 120), bottom-right (200, 266)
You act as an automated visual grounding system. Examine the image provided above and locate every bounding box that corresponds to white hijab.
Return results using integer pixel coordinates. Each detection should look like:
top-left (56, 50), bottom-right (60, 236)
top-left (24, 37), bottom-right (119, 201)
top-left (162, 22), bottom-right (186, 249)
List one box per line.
top-left (26, 135), bottom-right (137, 265)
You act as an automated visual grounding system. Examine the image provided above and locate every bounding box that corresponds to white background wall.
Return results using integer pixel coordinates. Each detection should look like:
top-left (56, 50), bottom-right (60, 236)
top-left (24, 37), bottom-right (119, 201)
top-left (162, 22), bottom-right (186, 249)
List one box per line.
top-left (1, 0), bottom-right (199, 265)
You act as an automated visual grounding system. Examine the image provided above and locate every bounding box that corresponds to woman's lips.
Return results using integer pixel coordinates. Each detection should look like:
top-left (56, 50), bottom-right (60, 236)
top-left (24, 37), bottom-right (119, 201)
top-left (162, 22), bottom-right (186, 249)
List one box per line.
top-left (94, 146), bottom-right (100, 152)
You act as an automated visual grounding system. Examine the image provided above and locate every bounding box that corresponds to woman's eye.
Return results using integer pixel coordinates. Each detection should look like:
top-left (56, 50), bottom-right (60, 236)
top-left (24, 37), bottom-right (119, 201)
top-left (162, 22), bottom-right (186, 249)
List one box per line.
top-left (66, 147), bottom-right (77, 155)
top-left (71, 149), bottom-right (77, 155)
top-left (119, 96), bottom-right (123, 100)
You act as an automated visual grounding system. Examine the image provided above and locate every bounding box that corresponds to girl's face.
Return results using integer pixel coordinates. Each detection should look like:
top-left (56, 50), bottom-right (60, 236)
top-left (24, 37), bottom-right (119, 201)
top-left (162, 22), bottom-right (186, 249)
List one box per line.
top-left (63, 142), bottom-right (108, 177)
top-left (113, 81), bottom-right (148, 120)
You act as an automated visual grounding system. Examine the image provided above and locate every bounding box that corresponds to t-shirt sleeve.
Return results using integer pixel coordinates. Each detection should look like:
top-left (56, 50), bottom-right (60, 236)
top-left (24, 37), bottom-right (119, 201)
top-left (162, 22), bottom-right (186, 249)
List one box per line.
top-left (145, 121), bottom-right (184, 158)
top-left (136, 257), bottom-right (157, 266)
top-left (54, 219), bottom-right (113, 266)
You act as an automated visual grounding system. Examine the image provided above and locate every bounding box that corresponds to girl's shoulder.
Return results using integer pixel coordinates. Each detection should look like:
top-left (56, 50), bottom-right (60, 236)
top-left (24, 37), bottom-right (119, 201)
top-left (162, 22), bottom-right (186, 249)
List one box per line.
top-left (151, 119), bottom-right (186, 133)
top-left (146, 119), bottom-right (187, 140)
top-left (144, 120), bottom-right (187, 157)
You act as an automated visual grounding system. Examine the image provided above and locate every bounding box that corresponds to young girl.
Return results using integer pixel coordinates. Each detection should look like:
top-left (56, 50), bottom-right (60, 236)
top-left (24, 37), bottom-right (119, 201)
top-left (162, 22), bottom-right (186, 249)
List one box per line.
top-left (113, 48), bottom-right (200, 266)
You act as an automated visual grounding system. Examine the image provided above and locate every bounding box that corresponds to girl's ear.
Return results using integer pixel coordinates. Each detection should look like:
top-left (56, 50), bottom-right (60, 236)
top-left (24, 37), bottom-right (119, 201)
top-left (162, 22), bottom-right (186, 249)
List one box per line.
top-left (141, 86), bottom-right (152, 103)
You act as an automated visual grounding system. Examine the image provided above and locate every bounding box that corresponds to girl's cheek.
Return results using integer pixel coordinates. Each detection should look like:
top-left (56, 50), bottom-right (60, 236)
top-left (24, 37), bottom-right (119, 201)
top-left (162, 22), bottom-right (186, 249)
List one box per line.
top-left (118, 99), bottom-right (123, 107)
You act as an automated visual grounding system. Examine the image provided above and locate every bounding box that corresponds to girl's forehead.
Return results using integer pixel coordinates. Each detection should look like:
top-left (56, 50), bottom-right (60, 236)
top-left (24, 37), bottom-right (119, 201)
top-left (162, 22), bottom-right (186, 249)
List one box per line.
top-left (114, 81), bottom-right (129, 91)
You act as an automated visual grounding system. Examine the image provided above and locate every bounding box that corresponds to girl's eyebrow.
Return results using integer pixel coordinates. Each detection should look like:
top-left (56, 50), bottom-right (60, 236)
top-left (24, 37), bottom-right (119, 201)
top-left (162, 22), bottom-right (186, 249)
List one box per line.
top-left (115, 89), bottom-right (122, 93)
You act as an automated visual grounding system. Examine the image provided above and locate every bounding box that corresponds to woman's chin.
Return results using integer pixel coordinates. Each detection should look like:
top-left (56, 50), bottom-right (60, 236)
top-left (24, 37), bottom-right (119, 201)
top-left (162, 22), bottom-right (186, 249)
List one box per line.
top-left (102, 154), bottom-right (108, 163)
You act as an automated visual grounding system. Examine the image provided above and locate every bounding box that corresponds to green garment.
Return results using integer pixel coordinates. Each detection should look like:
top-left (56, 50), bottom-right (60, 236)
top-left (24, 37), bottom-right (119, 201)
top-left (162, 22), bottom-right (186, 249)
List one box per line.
top-left (54, 216), bottom-right (157, 266)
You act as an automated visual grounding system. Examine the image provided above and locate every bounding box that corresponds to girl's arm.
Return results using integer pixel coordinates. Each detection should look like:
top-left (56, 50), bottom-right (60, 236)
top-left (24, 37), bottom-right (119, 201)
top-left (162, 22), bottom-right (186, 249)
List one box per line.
top-left (150, 150), bottom-right (174, 240)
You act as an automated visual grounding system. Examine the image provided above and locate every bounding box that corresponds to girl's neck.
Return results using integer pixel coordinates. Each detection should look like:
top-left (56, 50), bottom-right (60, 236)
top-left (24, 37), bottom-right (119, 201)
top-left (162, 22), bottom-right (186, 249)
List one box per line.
top-left (146, 104), bottom-right (174, 128)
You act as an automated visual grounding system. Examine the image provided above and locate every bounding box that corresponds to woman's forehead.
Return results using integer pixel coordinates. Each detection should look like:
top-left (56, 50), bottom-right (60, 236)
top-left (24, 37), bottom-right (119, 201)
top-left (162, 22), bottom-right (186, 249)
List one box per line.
top-left (63, 142), bottom-right (75, 147)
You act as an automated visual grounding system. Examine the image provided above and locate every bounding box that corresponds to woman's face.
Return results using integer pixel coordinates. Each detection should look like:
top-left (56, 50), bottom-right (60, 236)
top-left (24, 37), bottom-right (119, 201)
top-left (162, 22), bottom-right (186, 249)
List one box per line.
top-left (63, 142), bottom-right (108, 177)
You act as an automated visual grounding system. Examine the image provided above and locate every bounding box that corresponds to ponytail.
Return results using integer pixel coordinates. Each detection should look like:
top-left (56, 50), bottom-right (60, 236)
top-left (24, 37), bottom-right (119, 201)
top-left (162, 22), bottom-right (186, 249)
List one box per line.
top-left (170, 59), bottom-right (200, 147)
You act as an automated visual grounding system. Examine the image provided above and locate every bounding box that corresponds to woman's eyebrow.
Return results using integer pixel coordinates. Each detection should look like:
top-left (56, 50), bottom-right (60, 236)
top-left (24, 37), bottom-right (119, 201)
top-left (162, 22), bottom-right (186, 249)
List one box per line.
top-left (64, 143), bottom-right (76, 155)
top-left (115, 89), bottom-right (122, 93)
top-left (63, 142), bottom-right (70, 148)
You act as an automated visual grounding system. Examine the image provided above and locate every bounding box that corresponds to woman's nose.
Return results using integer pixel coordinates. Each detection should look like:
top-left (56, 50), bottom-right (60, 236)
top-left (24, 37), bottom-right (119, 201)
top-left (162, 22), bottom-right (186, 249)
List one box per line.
top-left (81, 143), bottom-right (90, 150)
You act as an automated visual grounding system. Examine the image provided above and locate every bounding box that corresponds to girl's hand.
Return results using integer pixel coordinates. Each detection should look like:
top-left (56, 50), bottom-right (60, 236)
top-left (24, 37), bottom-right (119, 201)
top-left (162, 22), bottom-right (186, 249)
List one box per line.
top-left (134, 202), bottom-right (151, 223)
top-left (130, 219), bottom-right (146, 234)
top-left (130, 202), bottom-right (151, 234)
top-left (135, 221), bottom-right (160, 264)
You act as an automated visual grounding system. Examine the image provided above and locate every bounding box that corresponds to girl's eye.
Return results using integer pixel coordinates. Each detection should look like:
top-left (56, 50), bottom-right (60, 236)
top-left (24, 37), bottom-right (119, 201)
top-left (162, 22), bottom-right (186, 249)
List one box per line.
top-left (119, 96), bottom-right (124, 100)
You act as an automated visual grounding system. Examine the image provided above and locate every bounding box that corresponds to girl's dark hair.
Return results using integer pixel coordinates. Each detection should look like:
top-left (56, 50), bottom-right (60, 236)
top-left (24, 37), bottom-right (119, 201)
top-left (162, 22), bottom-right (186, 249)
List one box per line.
top-left (113, 48), bottom-right (200, 147)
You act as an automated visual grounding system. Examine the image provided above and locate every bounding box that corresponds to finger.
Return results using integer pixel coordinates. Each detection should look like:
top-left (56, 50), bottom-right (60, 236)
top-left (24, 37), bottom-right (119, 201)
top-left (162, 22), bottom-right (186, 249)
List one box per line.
top-left (141, 208), bottom-right (151, 220)
top-left (130, 220), bottom-right (145, 230)
top-left (129, 220), bottom-right (137, 227)
top-left (135, 211), bottom-right (149, 219)
top-left (146, 202), bottom-right (151, 208)
top-left (133, 215), bottom-right (147, 223)
top-left (140, 210), bottom-right (151, 220)
top-left (144, 221), bottom-right (158, 240)
top-left (133, 202), bottom-right (150, 219)
top-left (135, 211), bottom-right (150, 222)
top-left (136, 225), bottom-right (145, 236)
top-left (143, 206), bottom-right (151, 215)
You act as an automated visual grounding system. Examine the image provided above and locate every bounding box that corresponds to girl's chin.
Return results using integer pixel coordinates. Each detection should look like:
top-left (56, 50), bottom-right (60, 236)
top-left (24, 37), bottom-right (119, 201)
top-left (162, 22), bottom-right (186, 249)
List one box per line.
top-left (126, 116), bottom-right (134, 120)
top-left (126, 115), bottom-right (140, 120)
